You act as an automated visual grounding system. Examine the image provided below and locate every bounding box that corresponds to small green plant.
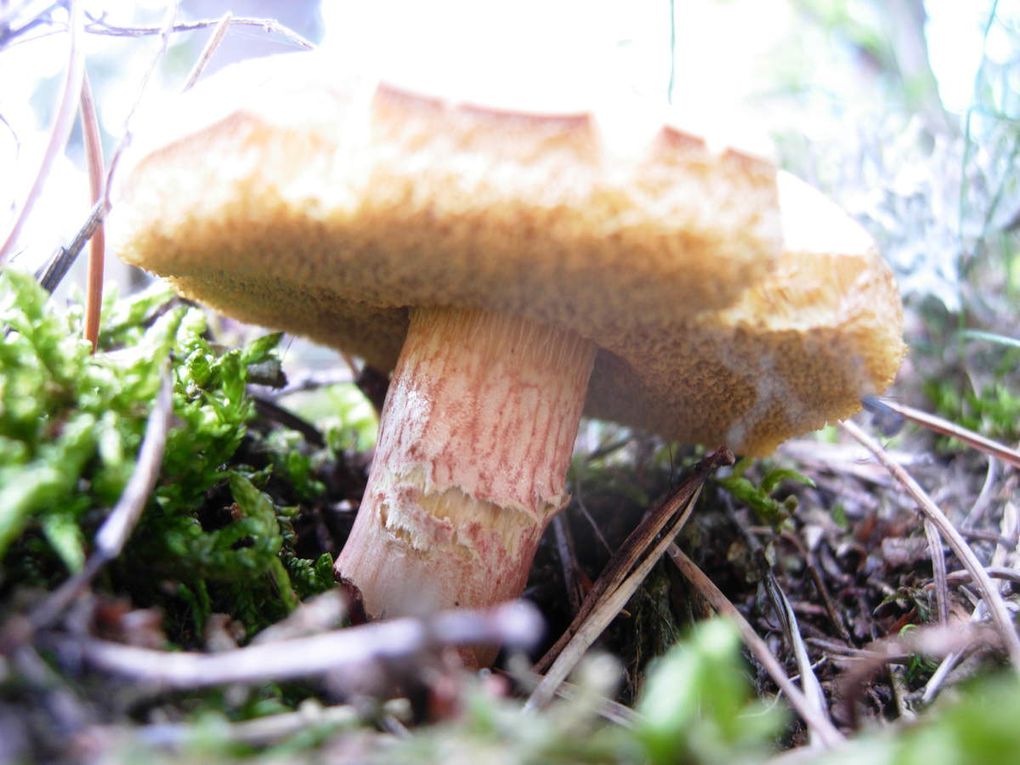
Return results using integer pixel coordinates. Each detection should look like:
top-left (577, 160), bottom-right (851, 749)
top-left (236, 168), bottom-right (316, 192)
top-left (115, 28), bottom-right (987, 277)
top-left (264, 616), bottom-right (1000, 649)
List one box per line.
top-left (0, 270), bottom-right (335, 636)
top-left (716, 458), bottom-right (815, 529)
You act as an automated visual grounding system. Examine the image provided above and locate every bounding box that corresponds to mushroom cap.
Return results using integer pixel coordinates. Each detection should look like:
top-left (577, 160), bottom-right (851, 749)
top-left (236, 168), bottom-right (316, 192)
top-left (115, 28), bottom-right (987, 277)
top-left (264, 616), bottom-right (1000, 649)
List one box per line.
top-left (111, 52), bottom-right (904, 455)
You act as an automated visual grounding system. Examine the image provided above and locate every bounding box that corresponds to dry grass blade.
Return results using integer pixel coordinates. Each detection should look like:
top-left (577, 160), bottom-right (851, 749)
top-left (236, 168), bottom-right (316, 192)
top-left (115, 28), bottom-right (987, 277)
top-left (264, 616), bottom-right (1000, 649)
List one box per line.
top-left (762, 572), bottom-right (834, 747)
top-left (924, 518), bottom-right (950, 625)
top-left (668, 545), bottom-right (845, 748)
top-left (841, 419), bottom-right (1020, 666)
top-left (876, 398), bottom-right (1020, 469)
top-left (58, 602), bottom-right (542, 690)
top-left (80, 70), bottom-right (105, 352)
top-left (180, 11), bottom-right (232, 92)
top-left (0, 0), bottom-right (84, 264)
top-left (525, 483), bottom-right (705, 710)
top-left (534, 448), bottom-right (734, 674)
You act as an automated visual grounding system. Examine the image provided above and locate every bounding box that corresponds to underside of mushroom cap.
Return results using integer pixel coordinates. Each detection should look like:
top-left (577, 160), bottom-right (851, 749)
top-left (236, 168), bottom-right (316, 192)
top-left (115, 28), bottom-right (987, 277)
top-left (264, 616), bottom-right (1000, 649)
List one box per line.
top-left (111, 51), bottom-right (904, 455)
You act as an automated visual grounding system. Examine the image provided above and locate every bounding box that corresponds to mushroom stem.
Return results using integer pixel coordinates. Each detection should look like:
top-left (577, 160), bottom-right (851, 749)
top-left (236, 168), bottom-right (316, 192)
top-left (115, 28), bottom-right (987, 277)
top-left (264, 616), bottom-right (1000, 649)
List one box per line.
top-left (335, 306), bottom-right (595, 635)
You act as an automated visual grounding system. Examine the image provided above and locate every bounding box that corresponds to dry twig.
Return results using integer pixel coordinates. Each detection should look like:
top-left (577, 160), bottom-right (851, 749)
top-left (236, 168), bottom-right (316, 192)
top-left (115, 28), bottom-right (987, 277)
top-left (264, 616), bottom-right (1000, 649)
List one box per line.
top-left (56, 602), bottom-right (542, 690)
top-left (876, 398), bottom-right (1020, 469)
top-left (84, 11), bottom-right (315, 50)
top-left (180, 11), bottom-right (232, 91)
top-left (34, 1), bottom-right (180, 294)
top-left (841, 419), bottom-right (1020, 666)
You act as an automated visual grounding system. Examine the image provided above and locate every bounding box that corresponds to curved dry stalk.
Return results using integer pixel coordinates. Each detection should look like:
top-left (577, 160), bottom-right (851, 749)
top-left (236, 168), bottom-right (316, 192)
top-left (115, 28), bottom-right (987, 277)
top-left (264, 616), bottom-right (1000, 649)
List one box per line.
top-left (924, 518), bottom-right (950, 625)
top-left (668, 545), bottom-right (845, 749)
top-left (180, 11), bottom-right (232, 92)
top-left (525, 484), bottom-right (704, 711)
top-left (841, 419), bottom-right (1020, 666)
top-left (876, 398), bottom-right (1020, 469)
top-left (80, 71), bottom-right (105, 351)
top-left (762, 570), bottom-right (833, 748)
top-left (534, 448), bottom-right (734, 674)
top-left (0, 0), bottom-right (84, 264)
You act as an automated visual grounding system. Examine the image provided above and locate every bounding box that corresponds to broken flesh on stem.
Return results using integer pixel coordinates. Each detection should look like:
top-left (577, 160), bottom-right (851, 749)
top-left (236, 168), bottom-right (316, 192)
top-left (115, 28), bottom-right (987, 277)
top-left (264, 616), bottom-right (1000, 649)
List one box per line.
top-left (335, 306), bottom-right (595, 635)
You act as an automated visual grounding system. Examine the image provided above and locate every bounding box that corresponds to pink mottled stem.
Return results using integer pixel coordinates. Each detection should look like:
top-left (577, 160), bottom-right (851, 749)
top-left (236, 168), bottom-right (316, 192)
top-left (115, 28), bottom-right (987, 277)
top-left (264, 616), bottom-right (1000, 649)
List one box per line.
top-left (336, 307), bottom-right (595, 643)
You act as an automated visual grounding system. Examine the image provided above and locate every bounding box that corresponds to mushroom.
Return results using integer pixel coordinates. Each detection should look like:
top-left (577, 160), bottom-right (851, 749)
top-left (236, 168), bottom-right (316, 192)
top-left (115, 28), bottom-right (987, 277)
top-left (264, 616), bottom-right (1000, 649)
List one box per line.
top-left (110, 52), bottom-right (904, 648)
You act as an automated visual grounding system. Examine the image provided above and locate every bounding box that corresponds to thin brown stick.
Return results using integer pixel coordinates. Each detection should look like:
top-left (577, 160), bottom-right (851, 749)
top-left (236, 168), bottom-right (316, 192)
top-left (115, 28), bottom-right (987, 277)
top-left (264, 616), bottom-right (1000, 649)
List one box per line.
top-left (552, 515), bottom-right (583, 616)
top-left (525, 484), bottom-right (705, 710)
top-left (180, 11), bottom-right (232, 92)
top-left (534, 448), bottom-right (734, 674)
top-left (841, 419), bottom-right (1020, 666)
top-left (80, 71), bottom-right (105, 351)
top-left (668, 545), bottom-right (845, 748)
top-left (0, 0), bottom-right (84, 264)
top-left (941, 566), bottom-right (1020, 586)
top-left (877, 398), bottom-right (1020, 469)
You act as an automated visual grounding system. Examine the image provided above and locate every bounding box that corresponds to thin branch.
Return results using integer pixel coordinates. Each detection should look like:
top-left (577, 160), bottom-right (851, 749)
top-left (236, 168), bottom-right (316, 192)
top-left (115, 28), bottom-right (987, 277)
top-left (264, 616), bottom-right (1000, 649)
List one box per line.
top-left (780, 531), bottom-right (852, 643)
top-left (57, 602), bottom-right (542, 690)
top-left (841, 419), bottom-right (1020, 666)
top-left (264, 368), bottom-right (354, 399)
top-left (0, 0), bottom-right (84, 264)
top-left (180, 11), bottom-right (232, 92)
top-left (876, 398), bottom-right (1020, 469)
top-left (941, 566), bottom-right (1020, 587)
top-left (84, 12), bottom-right (314, 50)
top-left (80, 70), bottom-right (105, 351)
top-left (101, 0), bottom-right (178, 212)
top-left (34, 198), bottom-right (104, 293)
top-left (668, 545), bottom-right (845, 748)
